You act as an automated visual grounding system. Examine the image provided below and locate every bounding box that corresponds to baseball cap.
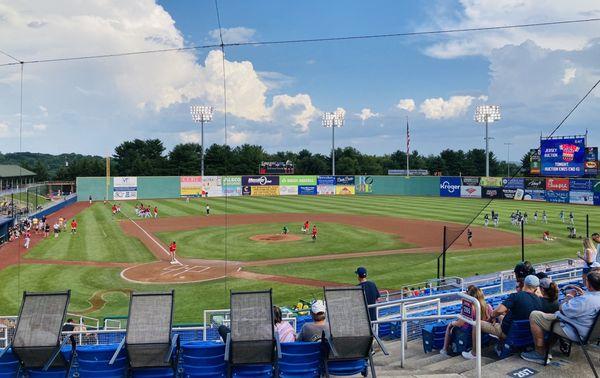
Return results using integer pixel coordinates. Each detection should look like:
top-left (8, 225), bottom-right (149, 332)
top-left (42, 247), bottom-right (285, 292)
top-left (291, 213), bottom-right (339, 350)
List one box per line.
top-left (355, 267), bottom-right (367, 277)
top-left (311, 300), bottom-right (326, 314)
top-left (539, 278), bottom-right (552, 289)
top-left (524, 275), bottom-right (540, 288)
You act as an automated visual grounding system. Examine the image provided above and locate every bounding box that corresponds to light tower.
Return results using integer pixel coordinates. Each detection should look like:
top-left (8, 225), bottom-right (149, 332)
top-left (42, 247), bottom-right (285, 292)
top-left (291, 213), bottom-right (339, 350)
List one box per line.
top-left (474, 105), bottom-right (501, 177)
top-left (190, 105), bottom-right (214, 177)
top-left (322, 110), bottom-right (345, 175)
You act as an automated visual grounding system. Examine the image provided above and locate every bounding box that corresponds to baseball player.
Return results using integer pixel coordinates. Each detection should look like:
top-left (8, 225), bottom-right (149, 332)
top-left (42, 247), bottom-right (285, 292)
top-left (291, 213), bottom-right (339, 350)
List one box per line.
top-left (302, 221), bottom-right (310, 233)
top-left (483, 214), bottom-right (489, 227)
top-left (311, 225), bottom-right (318, 241)
top-left (523, 212), bottom-right (528, 224)
top-left (206, 204), bottom-right (210, 216)
top-left (542, 210), bottom-right (548, 224)
top-left (169, 241), bottom-right (177, 264)
top-left (153, 206), bottom-right (159, 218)
top-left (23, 230), bottom-right (31, 249)
top-left (467, 228), bottom-right (473, 247)
top-left (533, 211), bottom-right (538, 222)
top-left (569, 211), bottom-right (574, 225)
top-left (282, 225), bottom-right (289, 235)
top-left (493, 213), bottom-right (499, 227)
top-left (560, 210), bottom-right (565, 223)
top-left (70, 219), bottom-right (77, 234)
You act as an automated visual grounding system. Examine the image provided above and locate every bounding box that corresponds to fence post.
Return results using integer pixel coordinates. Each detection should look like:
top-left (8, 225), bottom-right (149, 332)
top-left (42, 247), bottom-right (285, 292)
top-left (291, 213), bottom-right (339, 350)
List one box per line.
top-left (437, 257), bottom-right (440, 280)
top-left (521, 220), bottom-right (525, 262)
top-left (442, 226), bottom-right (447, 279)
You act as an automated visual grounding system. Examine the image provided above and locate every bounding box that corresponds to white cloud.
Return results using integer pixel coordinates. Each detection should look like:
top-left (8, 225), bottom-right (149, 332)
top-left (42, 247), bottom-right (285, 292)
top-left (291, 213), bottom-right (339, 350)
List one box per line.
top-left (208, 27), bottom-right (256, 44)
top-left (38, 105), bottom-right (48, 116)
top-left (562, 67), bottom-right (577, 85)
top-left (396, 99), bottom-right (416, 112)
top-left (0, 123), bottom-right (10, 138)
top-left (306, 59), bottom-right (316, 65)
top-left (419, 95), bottom-right (476, 120)
top-left (355, 108), bottom-right (379, 123)
top-left (32, 123), bottom-right (47, 131)
top-left (227, 128), bottom-right (250, 144)
top-left (178, 131), bottom-right (200, 144)
top-left (268, 94), bottom-right (319, 133)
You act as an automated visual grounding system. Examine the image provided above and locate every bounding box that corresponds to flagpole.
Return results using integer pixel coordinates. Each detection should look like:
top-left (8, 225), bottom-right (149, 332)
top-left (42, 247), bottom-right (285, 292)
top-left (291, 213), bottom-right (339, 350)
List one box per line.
top-left (406, 116), bottom-right (410, 178)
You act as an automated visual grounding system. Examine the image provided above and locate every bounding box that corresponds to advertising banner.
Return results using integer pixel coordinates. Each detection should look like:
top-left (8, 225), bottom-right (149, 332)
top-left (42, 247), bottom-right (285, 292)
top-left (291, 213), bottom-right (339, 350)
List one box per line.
top-left (250, 185), bottom-right (280, 196)
top-left (242, 175), bottom-right (280, 186)
top-left (113, 176), bottom-right (137, 200)
top-left (242, 186), bottom-right (251, 196)
top-left (523, 190), bottom-right (545, 202)
top-left (502, 177), bottom-right (524, 189)
top-left (335, 185), bottom-right (356, 195)
top-left (480, 177), bottom-right (503, 187)
top-left (546, 178), bottom-right (569, 191)
top-left (585, 147), bottom-right (598, 176)
top-left (440, 177), bottom-right (461, 197)
top-left (502, 188), bottom-right (519, 199)
top-left (525, 178), bottom-right (546, 190)
top-left (514, 189), bottom-right (525, 201)
top-left (298, 186), bottom-right (318, 195)
top-left (541, 137), bottom-right (585, 176)
top-left (594, 180), bottom-right (600, 193)
top-left (481, 187), bottom-right (502, 199)
top-left (222, 176), bottom-right (242, 186)
top-left (223, 186), bottom-right (242, 197)
top-left (545, 190), bottom-right (569, 203)
top-left (595, 193), bottom-right (600, 206)
top-left (570, 191), bottom-right (594, 205)
top-left (280, 176), bottom-right (317, 186)
top-left (180, 176), bottom-right (222, 197)
top-left (335, 176), bottom-right (355, 185)
top-left (530, 149), bottom-right (541, 175)
top-left (570, 179), bottom-right (592, 191)
top-left (460, 186), bottom-right (481, 198)
top-left (279, 186), bottom-right (298, 196)
top-left (317, 185), bottom-right (336, 195)
top-left (356, 176), bottom-right (374, 193)
top-left (461, 177), bottom-right (480, 186)
top-left (317, 176), bottom-right (336, 185)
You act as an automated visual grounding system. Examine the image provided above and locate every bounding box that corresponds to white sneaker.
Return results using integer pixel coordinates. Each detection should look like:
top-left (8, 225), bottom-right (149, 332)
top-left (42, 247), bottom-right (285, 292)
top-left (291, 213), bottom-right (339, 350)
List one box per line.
top-left (462, 351), bottom-right (476, 360)
top-left (439, 349), bottom-right (448, 356)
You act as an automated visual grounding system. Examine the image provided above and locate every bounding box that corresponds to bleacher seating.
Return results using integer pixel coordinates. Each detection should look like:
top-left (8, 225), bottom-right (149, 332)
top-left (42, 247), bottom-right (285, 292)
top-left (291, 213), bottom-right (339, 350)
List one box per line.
top-left (0, 349), bottom-right (19, 378)
top-left (75, 344), bottom-right (127, 378)
top-left (279, 342), bottom-right (321, 378)
top-left (498, 319), bottom-right (534, 358)
top-left (180, 341), bottom-right (226, 378)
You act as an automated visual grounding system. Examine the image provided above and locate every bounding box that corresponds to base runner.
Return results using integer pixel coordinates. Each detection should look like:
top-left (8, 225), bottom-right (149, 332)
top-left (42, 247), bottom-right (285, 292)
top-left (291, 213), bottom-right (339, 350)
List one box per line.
top-left (169, 241), bottom-right (177, 264)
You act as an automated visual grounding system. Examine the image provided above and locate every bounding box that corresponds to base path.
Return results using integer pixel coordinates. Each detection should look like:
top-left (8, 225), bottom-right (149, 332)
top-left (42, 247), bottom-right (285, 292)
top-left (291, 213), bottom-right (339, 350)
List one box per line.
top-left (120, 213), bottom-right (537, 286)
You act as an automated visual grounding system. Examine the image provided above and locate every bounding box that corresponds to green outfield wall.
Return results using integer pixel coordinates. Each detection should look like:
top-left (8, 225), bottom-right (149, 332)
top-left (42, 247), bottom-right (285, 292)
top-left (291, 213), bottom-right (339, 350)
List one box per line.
top-left (355, 175), bottom-right (439, 196)
top-left (137, 176), bottom-right (180, 199)
top-left (76, 177), bottom-right (113, 201)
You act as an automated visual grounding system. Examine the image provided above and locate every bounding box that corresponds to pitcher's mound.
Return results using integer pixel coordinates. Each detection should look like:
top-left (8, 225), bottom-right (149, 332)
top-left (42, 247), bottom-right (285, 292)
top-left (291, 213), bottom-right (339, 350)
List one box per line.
top-left (250, 234), bottom-right (302, 243)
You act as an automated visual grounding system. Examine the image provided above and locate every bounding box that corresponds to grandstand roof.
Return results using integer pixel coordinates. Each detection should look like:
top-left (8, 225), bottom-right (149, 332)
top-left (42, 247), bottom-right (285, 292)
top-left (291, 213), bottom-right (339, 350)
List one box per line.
top-left (0, 165), bottom-right (35, 177)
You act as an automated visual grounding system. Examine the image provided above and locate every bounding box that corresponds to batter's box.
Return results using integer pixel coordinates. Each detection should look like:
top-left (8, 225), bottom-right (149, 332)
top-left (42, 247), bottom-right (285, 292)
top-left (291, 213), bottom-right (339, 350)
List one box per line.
top-left (160, 264), bottom-right (210, 277)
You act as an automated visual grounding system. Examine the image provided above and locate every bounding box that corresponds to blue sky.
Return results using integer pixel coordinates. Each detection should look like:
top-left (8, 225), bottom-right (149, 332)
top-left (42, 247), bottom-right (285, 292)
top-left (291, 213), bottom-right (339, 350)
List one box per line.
top-left (0, 0), bottom-right (599, 163)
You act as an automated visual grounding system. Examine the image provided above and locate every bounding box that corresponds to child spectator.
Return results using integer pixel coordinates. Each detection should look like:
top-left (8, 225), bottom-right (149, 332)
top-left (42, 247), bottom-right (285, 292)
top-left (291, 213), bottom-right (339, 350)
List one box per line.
top-left (274, 306), bottom-right (295, 342)
top-left (297, 301), bottom-right (330, 342)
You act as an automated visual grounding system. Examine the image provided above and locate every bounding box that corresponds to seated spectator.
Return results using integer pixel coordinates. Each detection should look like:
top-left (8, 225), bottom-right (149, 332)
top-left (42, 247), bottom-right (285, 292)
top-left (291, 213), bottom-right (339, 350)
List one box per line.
top-left (577, 238), bottom-right (597, 286)
top-left (463, 275), bottom-right (542, 360)
top-left (538, 277), bottom-right (559, 313)
top-left (274, 306), bottom-right (296, 342)
top-left (521, 271), bottom-right (600, 364)
top-left (440, 285), bottom-right (493, 355)
top-left (514, 261), bottom-right (536, 292)
top-left (297, 300), bottom-right (330, 342)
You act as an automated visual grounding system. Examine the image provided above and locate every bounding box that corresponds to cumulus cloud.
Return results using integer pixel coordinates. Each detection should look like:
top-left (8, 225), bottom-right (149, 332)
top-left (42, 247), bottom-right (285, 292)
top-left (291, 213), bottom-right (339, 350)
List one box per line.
top-left (562, 67), bottom-right (577, 85)
top-left (32, 124), bottom-right (47, 131)
top-left (227, 128), bottom-right (250, 144)
top-left (208, 27), bottom-right (256, 44)
top-left (38, 105), bottom-right (48, 116)
top-left (419, 95), bottom-right (476, 120)
top-left (396, 99), bottom-right (416, 112)
top-left (178, 131), bottom-right (200, 144)
top-left (268, 94), bottom-right (318, 133)
top-left (355, 108), bottom-right (379, 123)
top-left (0, 123), bottom-right (10, 138)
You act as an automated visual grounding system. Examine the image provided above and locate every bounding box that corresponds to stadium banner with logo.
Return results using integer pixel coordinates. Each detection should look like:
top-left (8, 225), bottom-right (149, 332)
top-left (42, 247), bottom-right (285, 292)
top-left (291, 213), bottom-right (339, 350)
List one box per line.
top-left (317, 176), bottom-right (336, 185)
top-left (514, 189), bottom-right (525, 201)
top-left (523, 190), bottom-right (545, 202)
top-left (280, 176), bottom-right (317, 186)
top-left (242, 175), bottom-right (280, 186)
top-left (223, 186), bottom-right (242, 197)
top-left (481, 187), bottom-right (502, 199)
top-left (335, 185), bottom-right (355, 195)
top-left (317, 185), bottom-right (336, 195)
top-left (180, 176), bottom-right (222, 197)
top-left (461, 177), bottom-right (480, 186)
top-left (113, 176), bottom-right (137, 200)
top-left (540, 137), bottom-right (585, 176)
top-left (440, 177), bottom-right (461, 197)
top-left (480, 177), bottom-right (503, 187)
top-left (501, 188), bottom-right (519, 199)
top-left (222, 176), bottom-right (242, 186)
top-left (570, 191), bottom-right (594, 205)
top-left (335, 175), bottom-right (355, 185)
top-left (525, 178), bottom-right (545, 190)
top-left (593, 180), bottom-right (600, 193)
top-left (585, 147), bottom-right (599, 176)
top-left (502, 177), bottom-right (524, 189)
top-left (545, 190), bottom-right (569, 203)
top-left (279, 185), bottom-right (298, 195)
top-left (250, 185), bottom-right (280, 196)
top-left (356, 176), bottom-right (374, 193)
top-left (242, 186), bottom-right (251, 196)
top-left (460, 185), bottom-right (481, 198)
top-left (546, 178), bottom-right (569, 191)
top-left (594, 193), bottom-right (600, 206)
top-left (298, 185), bottom-right (318, 195)
top-left (570, 179), bottom-right (592, 191)
top-left (530, 149), bottom-right (541, 175)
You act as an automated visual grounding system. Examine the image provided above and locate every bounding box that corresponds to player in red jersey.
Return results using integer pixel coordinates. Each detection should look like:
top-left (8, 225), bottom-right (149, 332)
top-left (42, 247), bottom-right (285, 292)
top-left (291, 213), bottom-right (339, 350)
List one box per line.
top-left (169, 241), bottom-right (177, 263)
top-left (70, 219), bottom-right (78, 234)
top-left (311, 225), bottom-right (318, 241)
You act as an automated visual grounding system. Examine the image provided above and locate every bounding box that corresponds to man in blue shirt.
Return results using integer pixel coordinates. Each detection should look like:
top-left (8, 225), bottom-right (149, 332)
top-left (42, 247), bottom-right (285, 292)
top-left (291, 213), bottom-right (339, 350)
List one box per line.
top-left (356, 267), bottom-right (380, 321)
top-left (522, 270), bottom-right (600, 364)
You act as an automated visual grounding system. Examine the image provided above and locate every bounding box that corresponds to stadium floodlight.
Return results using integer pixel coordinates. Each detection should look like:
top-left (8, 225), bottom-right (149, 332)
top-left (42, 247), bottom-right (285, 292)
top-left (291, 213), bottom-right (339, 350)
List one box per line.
top-left (190, 105), bottom-right (214, 177)
top-left (322, 110), bottom-right (345, 176)
top-left (474, 105), bottom-right (501, 177)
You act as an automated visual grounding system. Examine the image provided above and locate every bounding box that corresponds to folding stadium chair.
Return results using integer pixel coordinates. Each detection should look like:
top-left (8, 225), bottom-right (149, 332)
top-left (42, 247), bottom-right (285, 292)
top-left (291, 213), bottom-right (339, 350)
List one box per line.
top-left (322, 287), bottom-right (388, 378)
top-left (109, 291), bottom-right (179, 377)
top-left (0, 291), bottom-right (73, 377)
top-left (225, 290), bottom-right (279, 377)
top-left (544, 311), bottom-right (600, 378)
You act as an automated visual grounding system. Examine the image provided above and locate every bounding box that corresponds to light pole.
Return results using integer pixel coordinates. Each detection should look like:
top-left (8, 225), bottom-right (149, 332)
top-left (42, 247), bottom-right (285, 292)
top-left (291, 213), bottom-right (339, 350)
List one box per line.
top-left (474, 105), bottom-right (501, 177)
top-left (504, 142), bottom-right (513, 177)
top-left (190, 105), bottom-right (214, 177)
top-left (322, 110), bottom-right (345, 175)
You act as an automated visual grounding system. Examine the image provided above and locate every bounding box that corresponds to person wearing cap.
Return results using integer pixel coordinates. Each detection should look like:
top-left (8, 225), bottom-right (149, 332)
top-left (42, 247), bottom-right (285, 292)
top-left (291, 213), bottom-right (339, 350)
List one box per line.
top-left (522, 270), bottom-right (600, 364)
top-left (537, 276), bottom-right (559, 314)
top-left (463, 275), bottom-right (542, 360)
top-left (355, 267), bottom-right (380, 321)
top-left (514, 261), bottom-right (536, 292)
top-left (297, 300), bottom-right (330, 342)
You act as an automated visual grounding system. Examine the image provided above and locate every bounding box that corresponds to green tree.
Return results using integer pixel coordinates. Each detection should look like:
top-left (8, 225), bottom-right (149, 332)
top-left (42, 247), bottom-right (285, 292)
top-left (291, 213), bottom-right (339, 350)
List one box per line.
top-left (168, 143), bottom-right (201, 175)
top-left (113, 139), bottom-right (167, 176)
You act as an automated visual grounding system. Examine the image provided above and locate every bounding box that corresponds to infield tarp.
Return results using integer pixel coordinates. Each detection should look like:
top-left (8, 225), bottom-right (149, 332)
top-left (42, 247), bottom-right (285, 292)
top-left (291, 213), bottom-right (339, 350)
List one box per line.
top-left (541, 137), bottom-right (585, 176)
top-left (440, 177), bottom-right (461, 197)
top-left (570, 191), bottom-right (594, 205)
top-left (523, 190), bottom-right (545, 202)
top-left (546, 190), bottom-right (570, 203)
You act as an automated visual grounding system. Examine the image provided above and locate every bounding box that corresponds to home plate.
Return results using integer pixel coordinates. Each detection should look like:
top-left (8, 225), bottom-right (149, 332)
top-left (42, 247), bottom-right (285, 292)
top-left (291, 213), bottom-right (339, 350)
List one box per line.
top-left (120, 261), bottom-right (224, 284)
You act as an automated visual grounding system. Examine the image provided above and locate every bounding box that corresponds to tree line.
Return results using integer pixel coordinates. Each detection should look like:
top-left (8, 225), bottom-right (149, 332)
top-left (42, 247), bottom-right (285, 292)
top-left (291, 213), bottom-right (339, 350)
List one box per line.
top-left (4, 138), bottom-right (527, 180)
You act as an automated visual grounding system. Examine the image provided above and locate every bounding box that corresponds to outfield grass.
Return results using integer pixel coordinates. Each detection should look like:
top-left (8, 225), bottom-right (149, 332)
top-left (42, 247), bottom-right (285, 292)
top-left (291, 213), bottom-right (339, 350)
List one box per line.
top-left (24, 204), bottom-right (155, 263)
top-left (155, 222), bottom-right (412, 261)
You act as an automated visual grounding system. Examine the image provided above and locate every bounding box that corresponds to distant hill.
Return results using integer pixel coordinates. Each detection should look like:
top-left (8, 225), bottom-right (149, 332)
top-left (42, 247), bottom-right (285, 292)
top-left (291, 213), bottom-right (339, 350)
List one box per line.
top-left (0, 152), bottom-right (103, 180)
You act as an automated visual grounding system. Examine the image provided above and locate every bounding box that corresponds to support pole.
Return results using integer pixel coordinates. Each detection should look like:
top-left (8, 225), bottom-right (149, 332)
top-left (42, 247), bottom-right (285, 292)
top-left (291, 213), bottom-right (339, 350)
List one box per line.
top-left (201, 119), bottom-right (205, 177)
top-left (442, 226), bottom-right (447, 278)
top-left (332, 125), bottom-right (336, 176)
top-left (521, 220), bottom-right (525, 262)
top-left (485, 119), bottom-right (490, 177)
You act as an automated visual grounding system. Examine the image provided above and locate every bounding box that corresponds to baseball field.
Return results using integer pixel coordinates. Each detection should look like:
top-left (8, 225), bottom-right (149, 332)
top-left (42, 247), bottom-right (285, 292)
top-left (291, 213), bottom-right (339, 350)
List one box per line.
top-left (0, 195), bottom-right (598, 323)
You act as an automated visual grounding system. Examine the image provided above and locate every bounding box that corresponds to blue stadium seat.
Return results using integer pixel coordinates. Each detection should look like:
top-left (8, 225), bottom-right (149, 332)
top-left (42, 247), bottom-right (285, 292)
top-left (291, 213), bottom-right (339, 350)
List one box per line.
top-left (181, 341), bottom-right (226, 378)
top-left (131, 367), bottom-right (175, 377)
top-left (278, 342), bottom-right (321, 378)
top-left (232, 364), bottom-right (273, 377)
top-left (497, 319), bottom-right (534, 358)
top-left (326, 359), bottom-right (367, 376)
top-left (73, 343), bottom-right (127, 378)
top-left (27, 368), bottom-right (69, 378)
top-left (422, 321), bottom-right (448, 353)
top-left (0, 348), bottom-right (20, 378)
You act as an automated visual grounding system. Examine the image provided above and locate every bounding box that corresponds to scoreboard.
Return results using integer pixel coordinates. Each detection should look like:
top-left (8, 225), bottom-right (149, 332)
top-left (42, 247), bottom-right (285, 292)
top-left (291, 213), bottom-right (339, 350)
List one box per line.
top-left (259, 161), bottom-right (294, 175)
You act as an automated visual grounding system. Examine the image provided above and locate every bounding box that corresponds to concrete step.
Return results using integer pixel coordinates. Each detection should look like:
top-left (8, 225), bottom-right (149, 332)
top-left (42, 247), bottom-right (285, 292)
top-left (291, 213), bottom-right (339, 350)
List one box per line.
top-left (423, 355), bottom-right (495, 374)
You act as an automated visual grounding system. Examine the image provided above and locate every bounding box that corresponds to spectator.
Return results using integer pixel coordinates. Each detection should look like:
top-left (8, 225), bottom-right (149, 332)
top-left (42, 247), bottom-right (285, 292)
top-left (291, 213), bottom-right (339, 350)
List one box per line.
top-left (356, 267), bottom-right (381, 321)
top-left (297, 300), bottom-right (330, 342)
top-left (274, 306), bottom-right (296, 342)
top-left (463, 275), bottom-right (542, 359)
top-left (62, 318), bottom-right (76, 343)
top-left (538, 277), bottom-right (559, 314)
top-left (441, 285), bottom-right (493, 355)
top-left (521, 271), bottom-right (600, 364)
top-left (514, 261), bottom-right (536, 292)
top-left (593, 233), bottom-right (600, 264)
top-left (577, 238), bottom-right (597, 286)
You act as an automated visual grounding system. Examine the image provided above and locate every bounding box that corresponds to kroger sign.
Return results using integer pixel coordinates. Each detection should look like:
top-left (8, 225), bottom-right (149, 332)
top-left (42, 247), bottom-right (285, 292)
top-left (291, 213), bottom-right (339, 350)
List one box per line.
top-left (439, 177), bottom-right (461, 197)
